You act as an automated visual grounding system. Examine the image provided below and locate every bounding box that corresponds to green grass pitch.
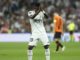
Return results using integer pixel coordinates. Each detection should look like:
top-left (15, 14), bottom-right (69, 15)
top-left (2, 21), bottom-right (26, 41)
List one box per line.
top-left (0, 42), bottom-right (80, 60)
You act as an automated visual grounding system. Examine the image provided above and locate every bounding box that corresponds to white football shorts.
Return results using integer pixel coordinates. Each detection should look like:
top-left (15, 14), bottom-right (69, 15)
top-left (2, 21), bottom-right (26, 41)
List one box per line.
top-left (28, 33), bottom-right (50, 46)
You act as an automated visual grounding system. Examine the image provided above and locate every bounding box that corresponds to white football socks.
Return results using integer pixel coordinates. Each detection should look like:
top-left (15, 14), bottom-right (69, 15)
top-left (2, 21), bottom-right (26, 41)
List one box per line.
top-left (28, 50), bottom-right (33, 60)
top-left (45, 48), bottom-right (50, 60)
top-left (28, 49), bottom-right (50, 60)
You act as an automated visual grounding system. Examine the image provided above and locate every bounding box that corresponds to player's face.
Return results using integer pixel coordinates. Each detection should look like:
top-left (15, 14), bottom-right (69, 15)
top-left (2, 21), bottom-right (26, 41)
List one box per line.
top-left (34, 6), bottom-right (39, 11)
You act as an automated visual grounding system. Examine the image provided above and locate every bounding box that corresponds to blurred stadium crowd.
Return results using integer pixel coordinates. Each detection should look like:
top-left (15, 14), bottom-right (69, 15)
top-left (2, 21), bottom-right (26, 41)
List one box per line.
top-left (0, 0), bottom-right (80, 33)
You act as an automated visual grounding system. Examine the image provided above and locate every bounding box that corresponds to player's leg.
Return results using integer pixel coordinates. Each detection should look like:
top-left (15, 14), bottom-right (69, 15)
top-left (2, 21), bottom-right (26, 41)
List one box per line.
top-left (27, 38), bottom-right (37, 60)
top-left (55, 39), bottom-right (63, 51)
top-left (54, 32), bottom-right (64, 52)
top-left (69, 31), bottom-right (74, 41)
top-left (54, 32), bottom-right (60, 51)
top-left (40, 34), bottom-right (50, 60)
top-left (44, 45), bottom-right (50, 60)
top-left (28, 45), bottom-right (34, 60)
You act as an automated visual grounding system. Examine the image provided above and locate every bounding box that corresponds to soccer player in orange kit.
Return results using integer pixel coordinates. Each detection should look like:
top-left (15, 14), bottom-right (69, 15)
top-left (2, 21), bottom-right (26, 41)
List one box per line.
top-left (53, 12), bottom-right (65, 52)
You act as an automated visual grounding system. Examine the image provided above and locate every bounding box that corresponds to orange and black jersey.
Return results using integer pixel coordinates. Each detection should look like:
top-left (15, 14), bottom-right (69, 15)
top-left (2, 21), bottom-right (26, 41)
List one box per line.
top-left (53, 15), bottom-right (63, 33)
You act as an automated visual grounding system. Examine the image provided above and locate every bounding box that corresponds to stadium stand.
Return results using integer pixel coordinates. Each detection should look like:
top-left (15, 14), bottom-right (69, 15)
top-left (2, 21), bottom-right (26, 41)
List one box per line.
top-left (0, 0), bottom-right (80, 33)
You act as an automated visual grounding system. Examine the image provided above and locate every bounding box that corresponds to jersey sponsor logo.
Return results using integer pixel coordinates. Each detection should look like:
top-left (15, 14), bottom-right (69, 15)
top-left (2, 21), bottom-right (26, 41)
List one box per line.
top-left (34, 19), bottom-right (42, 23)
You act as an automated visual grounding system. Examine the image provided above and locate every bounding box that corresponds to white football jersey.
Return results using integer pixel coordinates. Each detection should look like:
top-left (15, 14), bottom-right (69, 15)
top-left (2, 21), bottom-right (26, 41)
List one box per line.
top-left (28, 10), bottom-right (46, 34)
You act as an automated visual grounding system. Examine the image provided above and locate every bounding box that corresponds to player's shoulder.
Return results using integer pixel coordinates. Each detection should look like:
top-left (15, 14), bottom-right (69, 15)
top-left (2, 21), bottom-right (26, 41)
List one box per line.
top-left (56, 15), bottom-right (63, 21)
top-left (55, 15), bottom-right (61, 18)
top-left (59, 16), bottom-right (62, 19)
top-left (39, 10), bottom-right (46, 15)
top-left (42, 10), bottom-right (46, 13)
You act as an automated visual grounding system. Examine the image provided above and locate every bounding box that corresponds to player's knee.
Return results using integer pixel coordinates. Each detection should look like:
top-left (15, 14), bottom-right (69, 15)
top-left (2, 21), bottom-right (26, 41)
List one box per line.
top-left (44, 45), bottom-right (49, 49)
top-left (28, 46), bottom-right (34, 50)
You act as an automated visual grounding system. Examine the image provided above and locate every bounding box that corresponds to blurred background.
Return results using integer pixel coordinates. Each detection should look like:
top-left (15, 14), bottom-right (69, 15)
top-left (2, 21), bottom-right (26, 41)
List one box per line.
top-left (0, 1), bottom-right (80, 60)
top-left (0, 0), bottom-right (80, 33)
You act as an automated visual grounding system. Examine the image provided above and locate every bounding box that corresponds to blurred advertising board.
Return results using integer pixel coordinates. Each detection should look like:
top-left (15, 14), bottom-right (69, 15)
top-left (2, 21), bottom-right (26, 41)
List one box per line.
top-left (48, 33), bottom-right (80, 42)
top-left (0, 33), bottom-right (31, 42)
top-left (0, 33), bottom-right (80, 42)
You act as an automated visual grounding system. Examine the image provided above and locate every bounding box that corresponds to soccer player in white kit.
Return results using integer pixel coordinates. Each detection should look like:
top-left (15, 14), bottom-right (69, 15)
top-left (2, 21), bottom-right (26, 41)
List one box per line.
top-left (27, 3), bottom-right (50, 60)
